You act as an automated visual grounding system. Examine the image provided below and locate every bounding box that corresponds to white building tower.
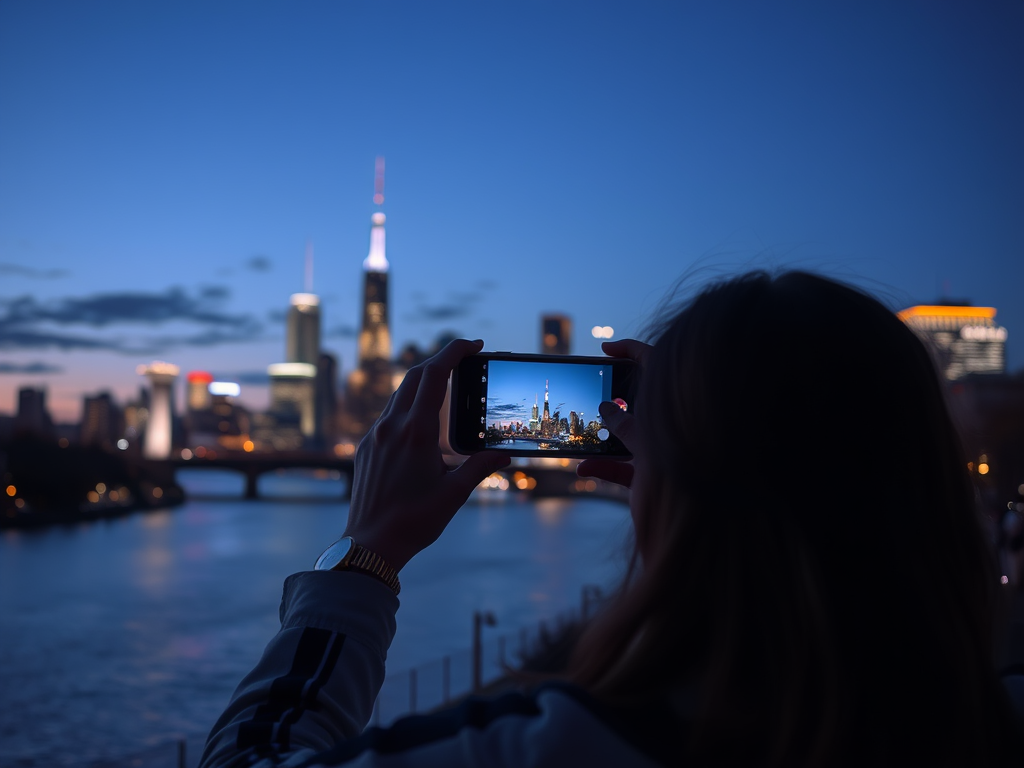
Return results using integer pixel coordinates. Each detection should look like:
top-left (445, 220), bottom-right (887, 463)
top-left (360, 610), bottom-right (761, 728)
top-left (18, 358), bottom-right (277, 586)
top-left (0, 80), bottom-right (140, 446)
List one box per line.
top-left (138, 361), bottom-right (180, 459)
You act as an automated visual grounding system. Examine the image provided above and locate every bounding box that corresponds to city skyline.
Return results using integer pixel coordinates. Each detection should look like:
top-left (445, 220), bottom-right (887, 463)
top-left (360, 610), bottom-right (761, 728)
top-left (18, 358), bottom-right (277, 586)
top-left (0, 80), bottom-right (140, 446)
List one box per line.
top-left (486, 361), bottom-right (612, 429)
top-left (2, 2), bottom-right (1022, 422)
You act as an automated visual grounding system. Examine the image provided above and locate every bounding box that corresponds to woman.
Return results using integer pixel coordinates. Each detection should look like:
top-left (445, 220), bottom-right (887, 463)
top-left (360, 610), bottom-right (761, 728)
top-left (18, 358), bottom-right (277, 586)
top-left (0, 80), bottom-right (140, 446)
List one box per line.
top-left (200, 271), bottom-right (1023, 767)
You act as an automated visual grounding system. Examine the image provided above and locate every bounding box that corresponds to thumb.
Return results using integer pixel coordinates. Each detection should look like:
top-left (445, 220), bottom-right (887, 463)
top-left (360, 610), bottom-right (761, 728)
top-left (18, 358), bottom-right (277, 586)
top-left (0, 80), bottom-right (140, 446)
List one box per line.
top-left (446, 451), bottom-right (512, 502)
top-left (598, 401), bottom-right (637, 452)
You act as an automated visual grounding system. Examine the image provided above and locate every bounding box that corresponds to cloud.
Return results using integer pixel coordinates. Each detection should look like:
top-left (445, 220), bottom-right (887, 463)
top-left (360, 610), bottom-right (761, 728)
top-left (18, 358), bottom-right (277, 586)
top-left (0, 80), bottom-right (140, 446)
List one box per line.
top-left (0, 287), bottom-right (263, 353)
top-left (1, 287), bottom-right (253, 328)
top-left (405, 303), bottom-right (471, 322)
top-left (0, 361), bottom-right (63, 374)
top-left (246, 255), bottom-right (272, 272)
top-left (0, 327), bottom-right (126, 351)
top-left (267, 309), bottom-right (287, 323)
top-left (0, 263), bottom-right (69, 279)
top-left (325, 324), bottom-right (357, 338)
top-left (487, 401), bottom-right (529, 420)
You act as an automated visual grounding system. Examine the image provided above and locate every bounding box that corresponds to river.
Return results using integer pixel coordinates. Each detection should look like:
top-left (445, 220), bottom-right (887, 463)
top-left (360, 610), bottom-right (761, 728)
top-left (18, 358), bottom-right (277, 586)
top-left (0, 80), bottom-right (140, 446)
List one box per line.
top-left (0, 470), bottom-right (631, 767)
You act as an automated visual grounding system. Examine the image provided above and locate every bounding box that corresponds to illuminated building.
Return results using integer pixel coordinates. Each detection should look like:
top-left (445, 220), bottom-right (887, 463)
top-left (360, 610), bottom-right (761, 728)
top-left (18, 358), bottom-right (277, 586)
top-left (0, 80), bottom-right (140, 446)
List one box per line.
top-left (81, 392), bottom-right (123, 448)
top-left (186, 371), bottom-right (214, 412)
top-left (540, 379), bottom-right (554, 437)
top-left (529, 394), bottom-right (540, 433)
top-left (286, 293), bottom-right (321, 365)
top-left (347, 157), bottom-right (394, 435)
top-left (541, 314), bottom-right (572, 355)
top-left (268, 362), bottom-right (317, 439)
top-left (898, 304), bottom-right (1007, 380)
top-left (138, 362), bottom-right (180, 459)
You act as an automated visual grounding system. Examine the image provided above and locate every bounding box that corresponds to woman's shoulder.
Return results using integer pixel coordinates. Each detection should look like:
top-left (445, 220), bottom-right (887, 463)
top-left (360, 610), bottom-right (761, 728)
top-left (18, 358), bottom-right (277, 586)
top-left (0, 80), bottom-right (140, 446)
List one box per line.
top-left (307, 682), bottom-right (676, 768)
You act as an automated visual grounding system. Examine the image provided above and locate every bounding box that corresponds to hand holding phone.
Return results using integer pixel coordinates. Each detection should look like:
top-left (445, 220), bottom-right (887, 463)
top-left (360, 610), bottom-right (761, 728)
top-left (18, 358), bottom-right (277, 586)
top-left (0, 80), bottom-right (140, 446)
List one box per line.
top-left (344, 340), bottom-right (510, 571)
top-left (448, 352), bottom-right (638, 458)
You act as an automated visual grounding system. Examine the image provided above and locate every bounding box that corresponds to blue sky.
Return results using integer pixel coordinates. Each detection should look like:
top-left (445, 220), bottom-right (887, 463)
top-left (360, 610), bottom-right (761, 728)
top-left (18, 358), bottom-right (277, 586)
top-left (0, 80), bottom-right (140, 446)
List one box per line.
top-left (1, 1), bottom-right (1021, 421)
top-left (486, 360), bottom-right (612, 427)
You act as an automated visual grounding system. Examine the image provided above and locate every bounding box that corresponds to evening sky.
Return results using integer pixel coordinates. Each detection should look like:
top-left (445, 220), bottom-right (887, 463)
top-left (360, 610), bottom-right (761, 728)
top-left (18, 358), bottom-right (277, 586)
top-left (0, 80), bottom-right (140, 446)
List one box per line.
top-left (1, 1), bottom-right (1021, 421)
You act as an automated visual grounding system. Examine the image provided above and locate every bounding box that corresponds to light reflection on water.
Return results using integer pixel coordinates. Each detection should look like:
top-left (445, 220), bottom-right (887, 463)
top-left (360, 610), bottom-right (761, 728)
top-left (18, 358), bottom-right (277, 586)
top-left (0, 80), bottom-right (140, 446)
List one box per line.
top-left (0, 470), bottom-right (630, 767)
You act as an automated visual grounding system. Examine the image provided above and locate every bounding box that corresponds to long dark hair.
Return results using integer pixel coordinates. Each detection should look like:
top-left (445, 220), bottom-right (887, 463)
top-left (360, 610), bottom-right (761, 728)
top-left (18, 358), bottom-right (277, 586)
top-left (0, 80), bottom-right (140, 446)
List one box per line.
top-left (570, 271), bottom-right (1022, 765)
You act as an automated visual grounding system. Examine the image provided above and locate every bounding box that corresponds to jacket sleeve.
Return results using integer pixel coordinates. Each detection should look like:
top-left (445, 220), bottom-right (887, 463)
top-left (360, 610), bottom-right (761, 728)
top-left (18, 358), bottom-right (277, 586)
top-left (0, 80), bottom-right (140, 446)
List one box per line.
top-left (198, 570), bottom-right (399, 768)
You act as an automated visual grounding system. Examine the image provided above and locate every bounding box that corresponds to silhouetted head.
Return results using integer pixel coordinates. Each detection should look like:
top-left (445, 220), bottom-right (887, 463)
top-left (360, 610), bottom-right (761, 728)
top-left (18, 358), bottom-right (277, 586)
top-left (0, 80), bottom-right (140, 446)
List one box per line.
top-left (572, 271), bottom-right (1021, 766)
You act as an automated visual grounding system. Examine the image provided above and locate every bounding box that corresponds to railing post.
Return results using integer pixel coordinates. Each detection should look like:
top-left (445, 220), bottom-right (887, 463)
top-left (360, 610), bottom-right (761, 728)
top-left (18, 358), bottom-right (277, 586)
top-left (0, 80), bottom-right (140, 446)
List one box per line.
top-left (244, 469), bottom-right (260, 500)
top-left (178, 738), bottom-right (186, 768)
top-left (472, 610), bottom-right (497, 692)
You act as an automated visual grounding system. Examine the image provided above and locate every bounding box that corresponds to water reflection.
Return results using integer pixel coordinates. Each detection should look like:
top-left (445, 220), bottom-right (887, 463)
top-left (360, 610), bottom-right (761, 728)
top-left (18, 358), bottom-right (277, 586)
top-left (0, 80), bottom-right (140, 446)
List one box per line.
top-left (0, 475), bottom-right (629, 767)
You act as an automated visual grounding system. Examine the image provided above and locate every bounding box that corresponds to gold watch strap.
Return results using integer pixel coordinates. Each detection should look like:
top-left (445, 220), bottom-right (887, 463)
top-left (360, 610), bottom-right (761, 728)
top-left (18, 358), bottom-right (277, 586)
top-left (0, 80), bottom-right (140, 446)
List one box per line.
top-left (348, 544), bottom-right (401, 595)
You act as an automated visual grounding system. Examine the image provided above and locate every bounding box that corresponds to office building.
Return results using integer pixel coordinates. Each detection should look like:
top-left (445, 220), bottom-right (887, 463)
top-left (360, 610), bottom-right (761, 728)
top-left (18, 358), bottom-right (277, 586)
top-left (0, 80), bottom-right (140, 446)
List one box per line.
top-left (138, 362), bottom-right (180, 459)
top-left (268, 362), bottom-right (317, 440)
top-left (80, 392), bottom-right (123, 448)
top-left (14, 387), bottom-right (54, 440)
top-left (186, 371), bottom-right (214, 412)
top-left (898, 304), bottom-right (1007, 380)
top-left (286, 293), bottom-right (321, 365)
top-left (541, 314), bottom-right (572, 355)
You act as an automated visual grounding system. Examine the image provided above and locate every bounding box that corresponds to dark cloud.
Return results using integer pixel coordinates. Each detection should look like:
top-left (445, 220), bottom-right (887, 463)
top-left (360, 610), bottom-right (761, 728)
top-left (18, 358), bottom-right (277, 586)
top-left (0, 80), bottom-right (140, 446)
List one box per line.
top-left (0, 263), bottom-right (69, 279)
top-left (0, 287), bottom-right (251, 328)
top-left (0, 361), bottom-right (63, 374)
top-left (246, 255), bottom-right (272, 272)
top-left (0, 287), bottom-right (263, 352)
top-left (0, 327), bottom-right (125, 351)
top-left (200, 285), bottom-right (230, 300)
top-left (325, 324), bottom-right (357, 339)
top-left (405, 304), bottom-right (471, 322)
top-left (487, 401), bottom-right (528, 419)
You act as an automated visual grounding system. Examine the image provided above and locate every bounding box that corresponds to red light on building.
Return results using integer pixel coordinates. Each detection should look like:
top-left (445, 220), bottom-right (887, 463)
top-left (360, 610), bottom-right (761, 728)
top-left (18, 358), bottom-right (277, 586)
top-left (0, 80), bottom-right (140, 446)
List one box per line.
top-left (187, 371), bottom-right (214, 384)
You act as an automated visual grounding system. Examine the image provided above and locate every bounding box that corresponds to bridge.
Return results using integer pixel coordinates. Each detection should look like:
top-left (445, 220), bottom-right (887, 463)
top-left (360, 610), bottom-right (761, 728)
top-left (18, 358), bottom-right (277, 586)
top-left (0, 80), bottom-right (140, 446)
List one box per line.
top-left (169, 453), bottom-right (355, 499)
top-left (157, 453), bottom-right (625, 502)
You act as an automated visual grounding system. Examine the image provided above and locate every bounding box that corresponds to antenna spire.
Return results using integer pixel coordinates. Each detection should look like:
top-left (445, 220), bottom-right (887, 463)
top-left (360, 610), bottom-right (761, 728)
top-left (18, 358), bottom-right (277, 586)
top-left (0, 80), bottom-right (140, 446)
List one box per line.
top-left (373, 156), bottom-right (385, 207)
top-left (304, 241), bottom-right (314, 293)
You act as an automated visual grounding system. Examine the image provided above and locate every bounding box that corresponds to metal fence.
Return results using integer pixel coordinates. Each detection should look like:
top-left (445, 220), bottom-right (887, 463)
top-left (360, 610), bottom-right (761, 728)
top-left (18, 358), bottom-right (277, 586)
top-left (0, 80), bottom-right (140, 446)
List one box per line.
top-left (102, 585), bottom-right (605, 767)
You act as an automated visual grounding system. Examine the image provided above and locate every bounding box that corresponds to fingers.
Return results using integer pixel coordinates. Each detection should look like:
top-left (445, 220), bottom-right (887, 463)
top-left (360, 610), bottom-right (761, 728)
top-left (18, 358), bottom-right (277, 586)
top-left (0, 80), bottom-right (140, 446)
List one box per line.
top-left (602, 339), bottom-right (651, 365)
top-left (383, 365), bottom-right (424, 418)
top-left (410, 338), bottom-right (484, 420)
top-left (577, 458), bottom-right (634, 488)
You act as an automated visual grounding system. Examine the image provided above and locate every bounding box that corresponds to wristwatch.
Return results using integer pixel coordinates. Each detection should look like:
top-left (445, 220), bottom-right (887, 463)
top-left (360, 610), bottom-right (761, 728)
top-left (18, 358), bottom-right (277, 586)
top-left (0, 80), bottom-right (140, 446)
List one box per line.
top-left (314, 536), bottom-right (401, 595)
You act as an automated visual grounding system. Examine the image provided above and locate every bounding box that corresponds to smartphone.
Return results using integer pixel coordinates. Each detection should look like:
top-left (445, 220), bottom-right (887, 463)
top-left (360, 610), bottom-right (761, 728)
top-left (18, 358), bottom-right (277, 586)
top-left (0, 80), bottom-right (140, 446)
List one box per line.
top-left (448, 352), bottom-right (637, 457)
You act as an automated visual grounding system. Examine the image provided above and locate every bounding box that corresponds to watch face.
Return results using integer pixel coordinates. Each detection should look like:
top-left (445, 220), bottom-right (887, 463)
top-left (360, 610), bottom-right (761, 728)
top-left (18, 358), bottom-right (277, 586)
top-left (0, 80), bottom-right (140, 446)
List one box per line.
top-left (315, 537), bottom-right (354, 571)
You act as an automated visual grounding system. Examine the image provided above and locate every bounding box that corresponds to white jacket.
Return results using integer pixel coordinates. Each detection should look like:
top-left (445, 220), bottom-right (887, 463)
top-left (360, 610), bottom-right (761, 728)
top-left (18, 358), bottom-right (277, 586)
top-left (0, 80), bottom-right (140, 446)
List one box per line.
top-left (199, 570), bottom-right (666, 768)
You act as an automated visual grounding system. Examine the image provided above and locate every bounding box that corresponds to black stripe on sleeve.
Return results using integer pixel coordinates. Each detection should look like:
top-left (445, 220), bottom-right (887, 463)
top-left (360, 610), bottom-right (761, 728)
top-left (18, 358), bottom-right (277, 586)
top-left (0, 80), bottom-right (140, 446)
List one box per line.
top-left (237, 627), bottom-right (346, 753)
top-left (306, 689), bottom-right (542, 765)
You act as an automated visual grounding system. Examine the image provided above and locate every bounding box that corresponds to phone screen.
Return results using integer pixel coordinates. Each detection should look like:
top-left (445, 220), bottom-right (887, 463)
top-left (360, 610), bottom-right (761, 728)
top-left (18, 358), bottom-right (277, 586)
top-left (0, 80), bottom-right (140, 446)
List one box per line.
top-left (450, 354), bottom-right (634, 456)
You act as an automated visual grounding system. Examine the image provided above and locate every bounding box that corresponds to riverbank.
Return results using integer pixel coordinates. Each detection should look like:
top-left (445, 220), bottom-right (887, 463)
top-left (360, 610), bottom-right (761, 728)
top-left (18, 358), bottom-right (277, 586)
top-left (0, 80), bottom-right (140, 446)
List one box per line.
top-left (0, 437), bottom-right (185, 529)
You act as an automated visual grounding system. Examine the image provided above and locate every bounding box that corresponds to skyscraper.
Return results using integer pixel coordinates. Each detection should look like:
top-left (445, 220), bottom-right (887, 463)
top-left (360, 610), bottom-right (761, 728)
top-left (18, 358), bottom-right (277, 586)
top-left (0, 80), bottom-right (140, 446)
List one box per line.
top-left (347, 157), bottom-right (394, 435)
top-left (541, 314), bottom-right (572, 355)
top-left (138, 362), bottom-right (179, 459)
top-left (286, 292), bottom-right (321, 365)
top-left (898, 304), bottom-right (1007, 380)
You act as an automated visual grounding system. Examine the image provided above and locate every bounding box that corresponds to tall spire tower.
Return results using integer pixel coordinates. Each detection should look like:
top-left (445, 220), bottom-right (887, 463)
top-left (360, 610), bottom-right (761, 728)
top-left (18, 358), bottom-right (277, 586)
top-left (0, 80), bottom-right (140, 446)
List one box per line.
top-left (348, 157), bottom-right (394, 434)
